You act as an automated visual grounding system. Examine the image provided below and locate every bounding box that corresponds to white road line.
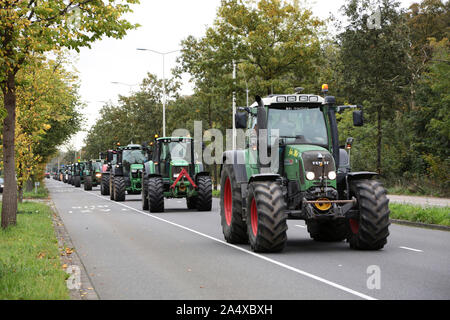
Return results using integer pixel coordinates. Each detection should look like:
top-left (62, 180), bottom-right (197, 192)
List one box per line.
top-left (295, 224), bottom-right (306, 228)
top-left (79, 189), bottom-right (377, 300)
top-left (399, 246), bottom-right (423, 252)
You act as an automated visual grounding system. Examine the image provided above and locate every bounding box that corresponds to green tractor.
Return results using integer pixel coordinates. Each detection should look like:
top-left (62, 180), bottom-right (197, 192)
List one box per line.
top-left (83, 160), bottom-right (103, 191)
top-left (142, 136), bottom-right (212, 212)
top-left (220, 86), bottom-right (390, 252)
top-left (71, 162), bottom-right (86, 188)
top-left (109, 144), bottom-right (147, 201)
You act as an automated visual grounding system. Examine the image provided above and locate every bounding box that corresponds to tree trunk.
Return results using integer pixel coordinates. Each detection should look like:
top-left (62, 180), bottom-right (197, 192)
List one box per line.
top-left (1, 71), bottom-right (18, 229)
top-left (376, 107), bottom-right (382, 175)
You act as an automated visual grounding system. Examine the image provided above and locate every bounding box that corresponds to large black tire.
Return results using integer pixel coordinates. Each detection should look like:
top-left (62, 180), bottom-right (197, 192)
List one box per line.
top-left (84, 176), bottom-right (93, 191)
top-left (114, 176), bottom-right (126, 202)
top-left (196, 176), bottom-right (212, 211)
top-left (219, 165), bottom-right (248, 244)
top-left (109, 176), bottom-right (115, 200)
top-left (74, 176), bottom-right (81, 188)
top-left (141, 177), bottom-right (149, 210)
top-left (347, 179), bottom-right (390, 250)
top-left (101, 174), bottom-right (110, 195)
top-left (186, 196), bottom-right (197, 210)
top-left (246, 181), bottom-right (288, 252)
top-left (148, 177), bottom-right (164, 212)
top-left (306, 219), bottom-right (348, 242)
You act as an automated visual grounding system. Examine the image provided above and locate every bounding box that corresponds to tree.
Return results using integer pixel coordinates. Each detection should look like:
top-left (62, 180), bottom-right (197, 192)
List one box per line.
top-left (0, 0), bottom-right (139, 228)
top-left (337, 0), bottom-right (410, 173)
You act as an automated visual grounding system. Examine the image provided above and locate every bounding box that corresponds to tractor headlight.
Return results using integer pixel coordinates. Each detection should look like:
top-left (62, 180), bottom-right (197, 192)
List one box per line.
top-left (131, 169), bottom-right (137, 173)
top-left (173, 173), bottom-right (179, 178)
top-left (328, 171), bottom-right (337, 180)
top-left (95, 173), bottom-right (102, 178)
top-left (306, 171), bottom-right (315, 181)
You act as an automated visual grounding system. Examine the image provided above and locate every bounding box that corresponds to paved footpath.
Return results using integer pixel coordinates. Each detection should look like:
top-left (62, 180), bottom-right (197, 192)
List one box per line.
top-left (47, 179), bottom-right (450, 300)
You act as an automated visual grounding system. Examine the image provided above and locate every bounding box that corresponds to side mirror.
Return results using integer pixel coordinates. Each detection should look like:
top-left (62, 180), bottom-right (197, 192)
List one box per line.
top-left (353, 110), bottom-right (364, 126)
top-left (235, 112), bottom-right (247, 129)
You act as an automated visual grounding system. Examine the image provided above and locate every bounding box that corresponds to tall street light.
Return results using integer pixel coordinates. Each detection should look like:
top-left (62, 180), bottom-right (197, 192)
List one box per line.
top-left (136, 48), bottom-right (180, 137)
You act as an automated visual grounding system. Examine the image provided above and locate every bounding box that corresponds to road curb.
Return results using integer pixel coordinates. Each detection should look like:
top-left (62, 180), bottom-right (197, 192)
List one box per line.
top-left (49, 200), bottom-right (100, 300)
top-left (390, 218), bottom-right (450, 232)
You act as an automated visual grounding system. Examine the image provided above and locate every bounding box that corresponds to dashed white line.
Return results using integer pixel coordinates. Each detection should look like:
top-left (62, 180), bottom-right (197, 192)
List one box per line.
top-left (399, 246), bottom-right (423, 252)
top-left (295, 224), bottom-right (306, 228)
top-left (78, 188), bottom-right (377, 301)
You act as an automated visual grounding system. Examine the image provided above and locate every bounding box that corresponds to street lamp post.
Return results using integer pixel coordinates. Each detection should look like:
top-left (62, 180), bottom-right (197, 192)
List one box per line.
top-left (136, 48), bottom-right (179, 137)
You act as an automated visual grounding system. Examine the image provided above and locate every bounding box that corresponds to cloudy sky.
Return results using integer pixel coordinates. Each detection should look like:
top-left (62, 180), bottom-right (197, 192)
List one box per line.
top-left (68, 0), bottom-right (416, 150)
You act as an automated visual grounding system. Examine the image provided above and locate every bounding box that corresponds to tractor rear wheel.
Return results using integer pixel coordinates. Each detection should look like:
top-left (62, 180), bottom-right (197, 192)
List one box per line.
top-left (219, 165), bottom-right (248, 244)
top-left (74, 176), bottom-right (81, 188)
top-left (246, 181), bottom-right (287, 252)
top-left (186, 196), bottom-right (197, 210)
top-left (306, 219), bottom-right (347, 242)
top-left (101, 174), bottom-right (110, 195)
top-left (109, 176), bottom-right (115, 200)
top-left (347, 179), bottom-right (390, 250)
top-left (196, 176), bottom-right (212, 211)
top-left (84, 176), bottom-right (93, 191)
top-left (141, 178), bottom-right (149, 210)
top-left (148, 177), bottom-right (164, 212)
top-left (114, 176), bottom-right (126, 202)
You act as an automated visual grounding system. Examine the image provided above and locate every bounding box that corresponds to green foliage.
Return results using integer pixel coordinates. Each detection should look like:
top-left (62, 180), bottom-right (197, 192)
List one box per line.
top-left (390, 203), bottom-right (450, 226)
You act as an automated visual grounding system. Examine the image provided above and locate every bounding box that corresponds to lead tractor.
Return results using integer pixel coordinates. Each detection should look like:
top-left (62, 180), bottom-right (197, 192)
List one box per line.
top-left (109, 144), bottom-right (147, 201)
top-left (220, 86), bottom-right (390, 252)
top-left (142, 136), bottom-right (212, 212)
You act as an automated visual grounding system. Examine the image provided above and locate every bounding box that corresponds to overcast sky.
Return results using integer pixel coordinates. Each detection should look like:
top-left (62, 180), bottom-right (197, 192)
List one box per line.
top-left (67, 0), bottom-right (416, 150)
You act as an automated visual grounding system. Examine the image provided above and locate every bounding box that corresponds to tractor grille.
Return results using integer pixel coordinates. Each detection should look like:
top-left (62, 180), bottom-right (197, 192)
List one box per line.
top-left (301, 150), bottom-right (335, 179)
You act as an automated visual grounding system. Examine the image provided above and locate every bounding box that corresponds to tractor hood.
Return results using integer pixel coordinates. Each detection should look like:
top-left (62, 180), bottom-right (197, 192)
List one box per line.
top-left (284, 144), bottom-right (336, 187)
top-left (130, 163), bottom-right (143, 171)
top-left (170, 159), bottom-right (190, 167)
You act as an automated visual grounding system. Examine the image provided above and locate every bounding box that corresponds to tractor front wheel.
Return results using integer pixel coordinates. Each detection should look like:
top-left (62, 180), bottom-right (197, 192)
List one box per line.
top-left (246, 181), bottom-right (287, 252)
top-left (142, 178), bottom-right (149, 210)
top-left (84, 176), bottom-right (93, 191)
top-left (347, 179), bottom-right (390, 250)
top-left (74, 176), bottom-right (81, 188)
top-left (219, 165), bottom-right (248, 244)
top-left (114, 176), bottom-right (126, 202)
top-left (101, 174), bottom-right (110, 195)
top-left (148, 177), bottom-right (164, 212)
top-left (109, 176), bottom-right (115, 200)
top-left (196, 176), bottom-right (212, 211)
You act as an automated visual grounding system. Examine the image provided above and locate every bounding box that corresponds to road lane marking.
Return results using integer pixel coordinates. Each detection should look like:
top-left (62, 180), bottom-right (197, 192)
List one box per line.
top-left (79, 189), bottom-right (377, 300)
top-left (295, 224), bottom-right (306, 228)
top-left (399, 246), bottom-right (423, 252)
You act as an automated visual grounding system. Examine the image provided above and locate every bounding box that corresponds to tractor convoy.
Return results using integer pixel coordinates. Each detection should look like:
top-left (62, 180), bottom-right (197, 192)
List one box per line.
top-left (54, 85), bottom-right (390, 253)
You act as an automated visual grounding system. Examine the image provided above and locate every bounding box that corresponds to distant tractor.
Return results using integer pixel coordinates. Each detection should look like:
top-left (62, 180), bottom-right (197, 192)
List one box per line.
top-left (109, 144), bottom-right (147, 201)
top-left (71, 162), bottom-right (86, 188)
top-left (83, 160), bottom-right (103, 191)
top-left (220, 86), bottom-right (390, 252)
top-left (99, 150), bottom-right (117, 195)
top-left (142, 136), bottom-right (212, 212)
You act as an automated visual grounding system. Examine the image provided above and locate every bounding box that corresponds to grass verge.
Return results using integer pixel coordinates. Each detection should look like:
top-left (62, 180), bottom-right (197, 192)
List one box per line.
top-left (0, 201), bottom-right (70, 300)
top-left (23, 184), bottom-right (49, 199)
top-left (389, 203), bottom-right (450, 227)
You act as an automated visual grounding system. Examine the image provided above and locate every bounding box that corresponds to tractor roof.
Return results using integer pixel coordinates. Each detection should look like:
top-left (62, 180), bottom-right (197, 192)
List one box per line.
top-left (156, 137), bottom-right (193, 141)
top-left (249, 94), bottom-right (325, 108)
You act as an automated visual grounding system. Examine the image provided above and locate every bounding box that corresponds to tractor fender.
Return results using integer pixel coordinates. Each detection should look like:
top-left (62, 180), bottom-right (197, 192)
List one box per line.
top-left (143, 161), bottom-right (157, 178)
top-left (248, 173), bottom-right (281, 184)
top-left (111, 165), bottom-right (123, 176)
top-left (221, 150), bottom-right (248, 185)
top-left (343, 171), bottom-right (379, 200)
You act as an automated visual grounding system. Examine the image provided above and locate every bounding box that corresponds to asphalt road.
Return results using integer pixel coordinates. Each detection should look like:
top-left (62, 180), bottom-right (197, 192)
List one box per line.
top-left (47, 179), bottom-right (450, 300)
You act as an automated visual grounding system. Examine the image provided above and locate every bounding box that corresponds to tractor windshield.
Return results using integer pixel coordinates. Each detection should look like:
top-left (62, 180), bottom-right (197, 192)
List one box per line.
top-left (92, 162), bottom-right (102, 171)
top-left (122, 149), bottom-right (146, 165)
top-left (160, 140), bottom-right (192, 163)
top-left (267, 107), bottom-right (328, 146)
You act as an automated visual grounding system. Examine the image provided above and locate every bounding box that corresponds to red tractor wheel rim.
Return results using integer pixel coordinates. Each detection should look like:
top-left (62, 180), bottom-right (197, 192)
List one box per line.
top-left (224, 177), bottom-right (232, 226)
top-left (349, 218), bottom-right (359, 234)
top-left (251, 198), bottom-right (258, 236)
